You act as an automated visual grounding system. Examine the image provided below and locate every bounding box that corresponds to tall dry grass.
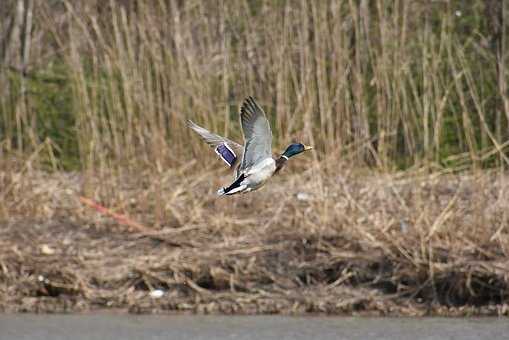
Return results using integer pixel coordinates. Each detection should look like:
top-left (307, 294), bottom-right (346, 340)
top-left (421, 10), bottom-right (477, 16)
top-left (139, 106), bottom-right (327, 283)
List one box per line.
top-left (1, 0), bottom-right (508, 174)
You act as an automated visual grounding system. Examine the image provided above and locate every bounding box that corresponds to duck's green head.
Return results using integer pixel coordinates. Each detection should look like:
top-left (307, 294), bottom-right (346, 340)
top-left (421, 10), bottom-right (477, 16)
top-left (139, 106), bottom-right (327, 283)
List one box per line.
top-left (282, 143), bottom-right (313, 159)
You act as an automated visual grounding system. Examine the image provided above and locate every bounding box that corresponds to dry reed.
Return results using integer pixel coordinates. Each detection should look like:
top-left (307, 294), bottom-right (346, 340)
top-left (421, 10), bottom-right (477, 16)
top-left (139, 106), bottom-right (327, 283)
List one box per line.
top-left (1, 1), bottom-right (508, 172)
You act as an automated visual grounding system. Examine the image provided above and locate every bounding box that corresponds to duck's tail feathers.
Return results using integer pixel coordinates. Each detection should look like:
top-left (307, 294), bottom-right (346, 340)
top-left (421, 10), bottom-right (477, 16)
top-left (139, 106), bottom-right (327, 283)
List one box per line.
top-left (217, 173), bottom-right (247, 197)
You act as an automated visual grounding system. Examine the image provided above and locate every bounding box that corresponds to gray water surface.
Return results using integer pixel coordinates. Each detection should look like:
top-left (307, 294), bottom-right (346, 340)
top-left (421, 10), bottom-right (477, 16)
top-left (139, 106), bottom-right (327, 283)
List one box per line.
top-left (0, 314), bottom-right (507, 340)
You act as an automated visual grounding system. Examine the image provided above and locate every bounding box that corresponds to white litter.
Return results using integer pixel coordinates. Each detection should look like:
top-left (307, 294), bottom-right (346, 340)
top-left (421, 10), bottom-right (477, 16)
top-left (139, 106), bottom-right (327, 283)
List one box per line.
top-left (296, 192), bottom-right (311, 201)
top-left (400, 220), bottom-right (409, 234)
top-left (149, 289), bottom-right (165, 298)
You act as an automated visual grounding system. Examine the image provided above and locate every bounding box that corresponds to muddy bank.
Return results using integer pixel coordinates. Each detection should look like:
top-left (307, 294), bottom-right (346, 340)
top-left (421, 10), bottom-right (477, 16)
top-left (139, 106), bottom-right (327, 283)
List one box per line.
top-left (0, 169), bottom-right (508, 315)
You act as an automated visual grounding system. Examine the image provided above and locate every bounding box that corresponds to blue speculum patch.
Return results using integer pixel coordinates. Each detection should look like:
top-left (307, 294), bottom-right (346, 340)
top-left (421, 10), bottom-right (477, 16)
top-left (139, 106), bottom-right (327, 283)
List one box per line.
top-left (215, 143), bottom-right (237, 166)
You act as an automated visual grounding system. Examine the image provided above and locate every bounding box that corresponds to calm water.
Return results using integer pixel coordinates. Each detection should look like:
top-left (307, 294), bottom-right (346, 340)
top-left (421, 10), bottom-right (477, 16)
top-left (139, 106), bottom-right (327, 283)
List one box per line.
top-left (0, 314), bottom-right (508, 340)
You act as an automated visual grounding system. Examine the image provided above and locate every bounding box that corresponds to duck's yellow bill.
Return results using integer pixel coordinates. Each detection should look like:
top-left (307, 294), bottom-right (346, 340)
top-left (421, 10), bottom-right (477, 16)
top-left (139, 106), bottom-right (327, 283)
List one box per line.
top-left (304, 145), bottom-right (313, 151)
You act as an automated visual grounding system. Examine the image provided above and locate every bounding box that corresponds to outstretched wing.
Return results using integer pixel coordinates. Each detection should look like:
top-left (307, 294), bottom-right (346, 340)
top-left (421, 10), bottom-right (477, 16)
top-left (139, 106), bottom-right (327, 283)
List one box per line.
top-left (187, 120), bottom-right (243, 167)
top-left (239, 96), bottom-right (272, 172)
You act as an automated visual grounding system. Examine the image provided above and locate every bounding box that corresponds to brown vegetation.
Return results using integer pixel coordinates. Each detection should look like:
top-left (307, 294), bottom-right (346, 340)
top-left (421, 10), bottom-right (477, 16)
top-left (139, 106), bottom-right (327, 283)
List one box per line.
top-left (1, 0), bottom-right (509, 170)
top-left (1, 163), bottom-right (508, 315)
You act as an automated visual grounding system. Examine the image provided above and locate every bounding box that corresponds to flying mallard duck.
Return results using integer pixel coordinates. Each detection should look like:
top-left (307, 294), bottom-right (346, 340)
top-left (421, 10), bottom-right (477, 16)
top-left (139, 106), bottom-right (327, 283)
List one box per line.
top-left (188, 96), bottom-right (312, 196)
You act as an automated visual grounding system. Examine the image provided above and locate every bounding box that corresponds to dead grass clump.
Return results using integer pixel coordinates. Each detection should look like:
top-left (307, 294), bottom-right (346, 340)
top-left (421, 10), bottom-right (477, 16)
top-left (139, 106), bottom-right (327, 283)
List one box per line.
top-left (1, 167), bottom-right (508, 316)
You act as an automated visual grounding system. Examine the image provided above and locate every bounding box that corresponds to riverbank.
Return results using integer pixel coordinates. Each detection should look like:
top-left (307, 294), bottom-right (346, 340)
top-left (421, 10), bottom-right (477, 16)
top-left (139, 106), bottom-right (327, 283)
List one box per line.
top-left (1, 168), bottom-right (508, 315)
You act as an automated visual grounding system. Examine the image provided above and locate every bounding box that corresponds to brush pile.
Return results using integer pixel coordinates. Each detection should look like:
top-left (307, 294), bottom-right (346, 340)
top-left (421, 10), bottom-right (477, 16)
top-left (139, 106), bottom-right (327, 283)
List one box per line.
top-left (1, 165), bottom-right (508, 316)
